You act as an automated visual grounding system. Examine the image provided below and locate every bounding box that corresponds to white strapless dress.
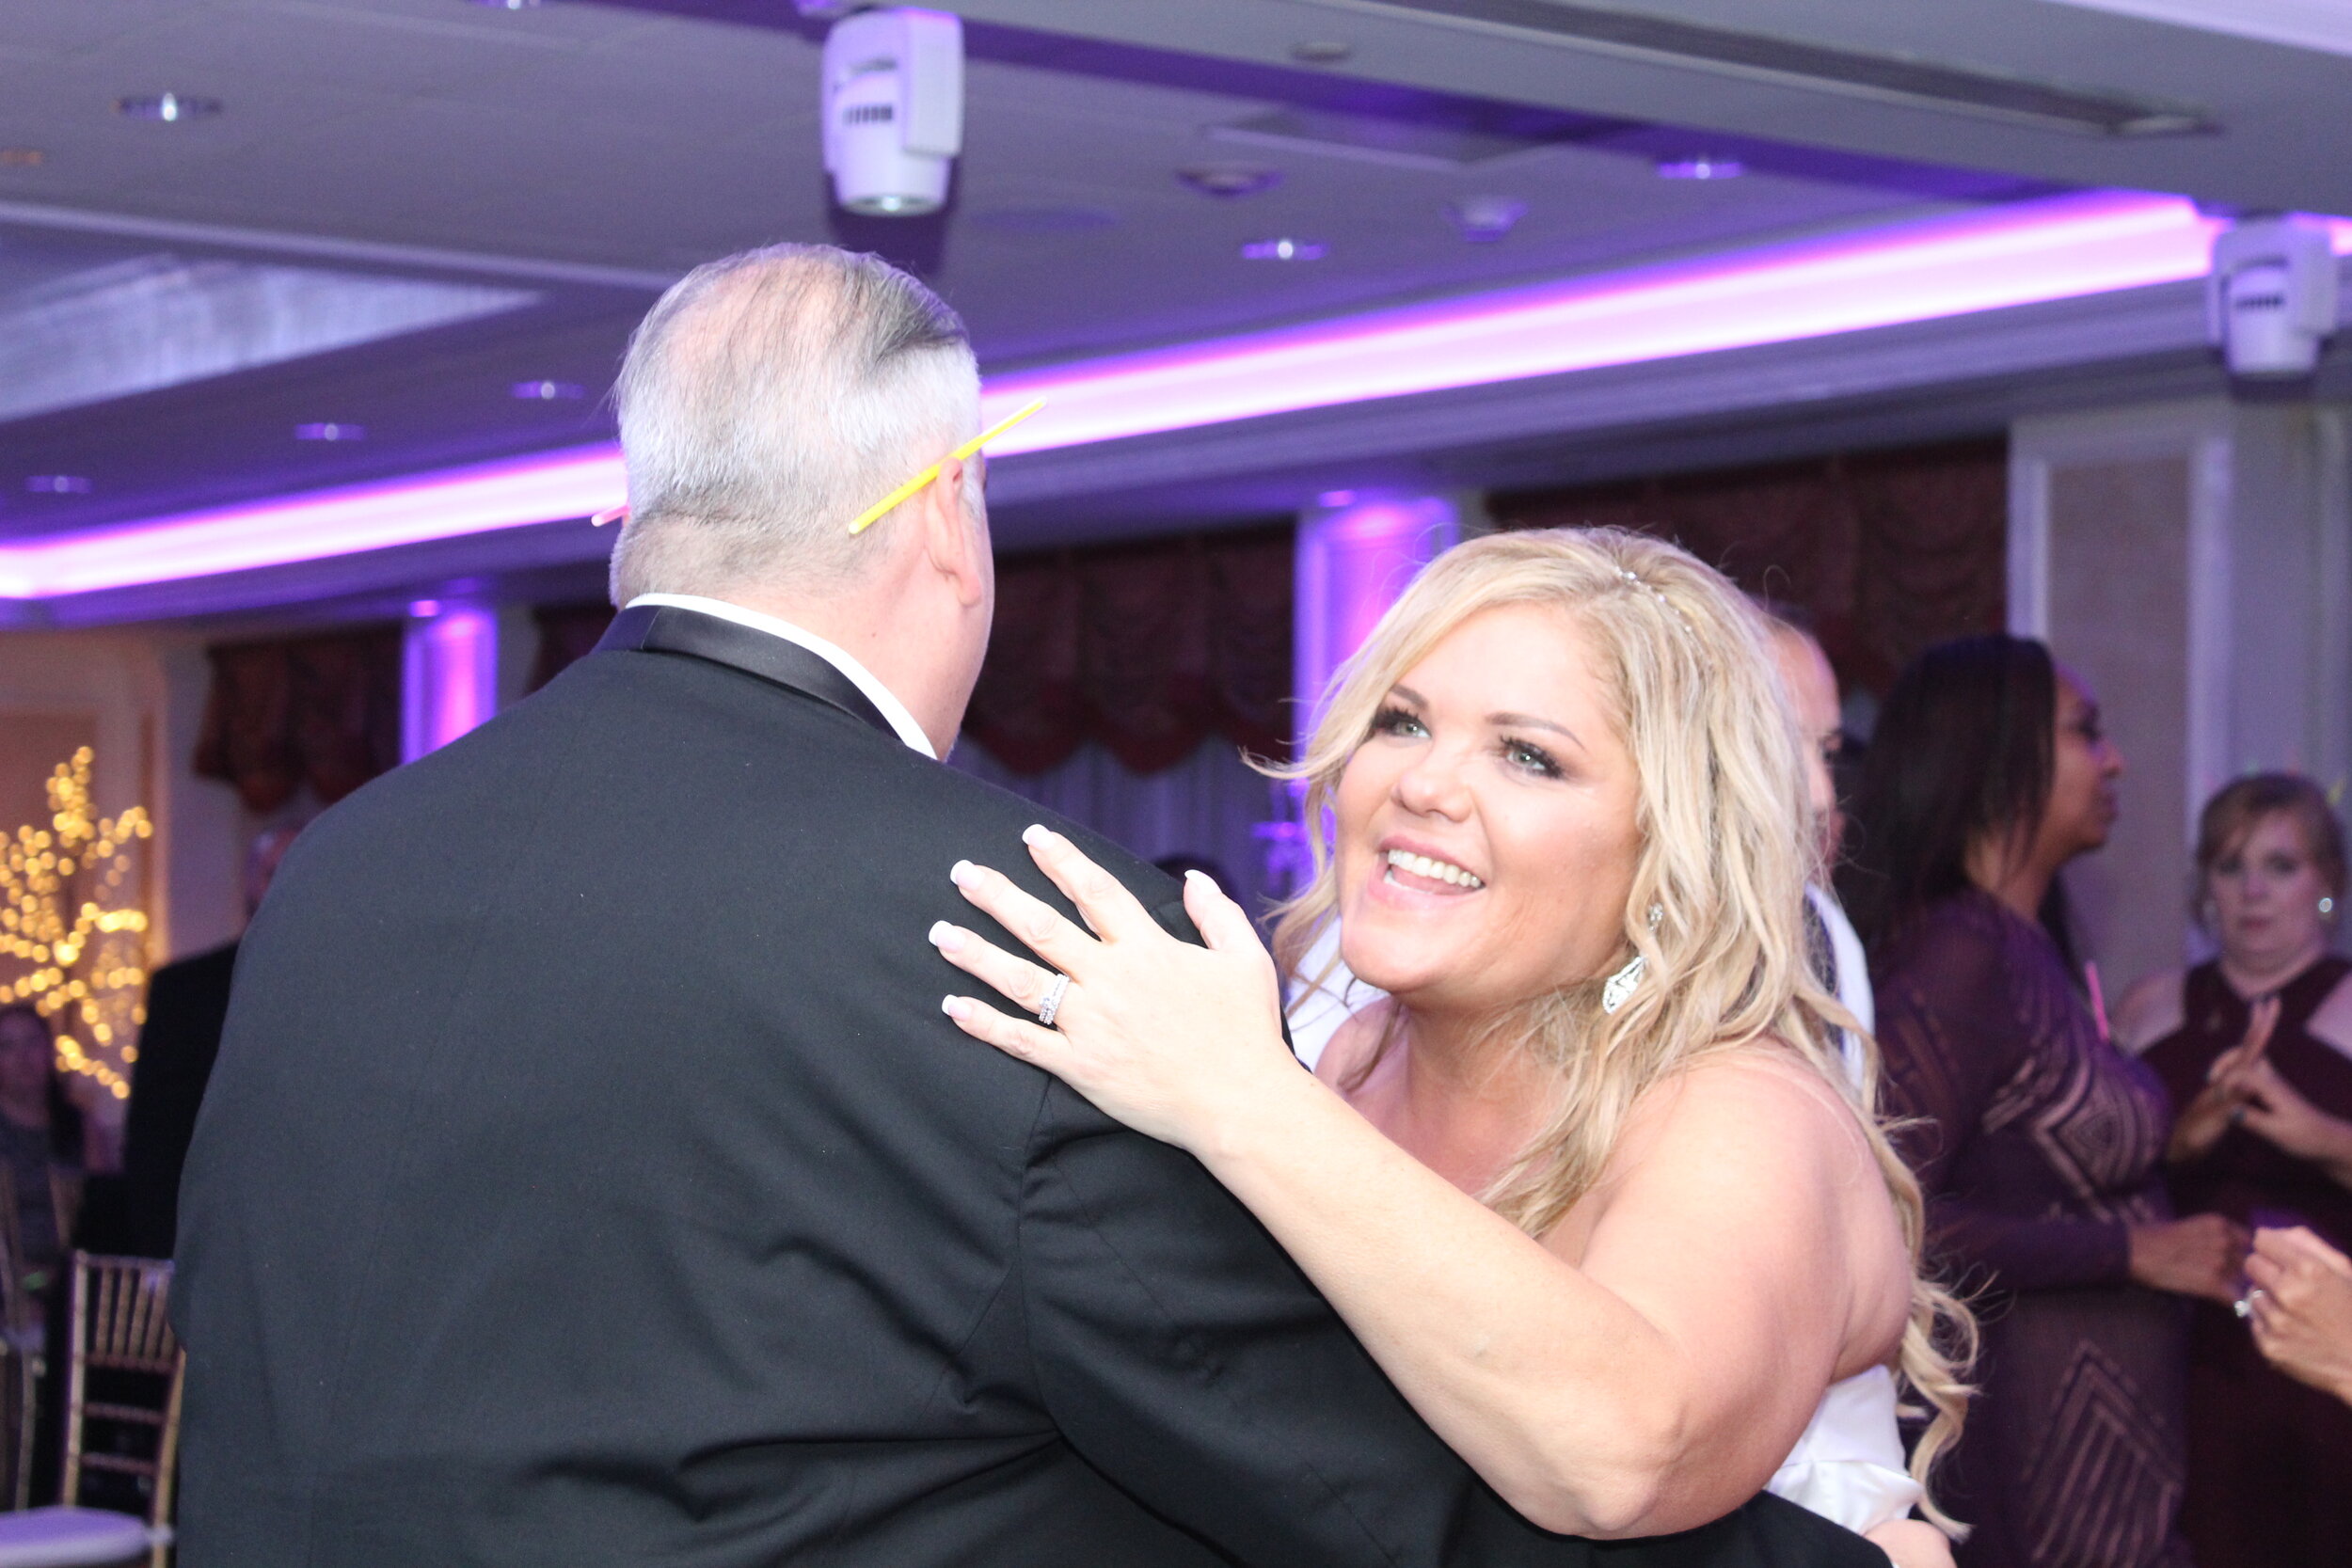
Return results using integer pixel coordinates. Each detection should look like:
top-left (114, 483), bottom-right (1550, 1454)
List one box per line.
top-left (1766, 1365), bottom-right (1921, 1533)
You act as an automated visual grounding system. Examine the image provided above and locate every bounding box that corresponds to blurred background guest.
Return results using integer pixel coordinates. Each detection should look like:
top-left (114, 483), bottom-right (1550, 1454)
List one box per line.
top-left (2115, 774), bottom-right (2352, 1568)
top-left (1842, 633), bottom-right (2240, 1568)
top-left (0, 1006), bottom-right (90, 1321)
top-left (1756, 601), bottom-right (1872, 1065)
top-left (120, 825), bottom-right (298, 1261)
top-left (2243, 1225), bottom-right (2352, 1406)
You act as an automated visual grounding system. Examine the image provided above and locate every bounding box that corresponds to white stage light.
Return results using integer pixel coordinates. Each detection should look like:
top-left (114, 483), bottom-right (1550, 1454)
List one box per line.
top-left (2208, 215), bottom-right (2340, 378)
top-left (810, 6), bottom-right (963, 217)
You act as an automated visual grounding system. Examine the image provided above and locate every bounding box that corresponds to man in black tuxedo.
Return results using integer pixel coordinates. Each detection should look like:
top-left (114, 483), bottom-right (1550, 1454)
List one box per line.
top-left (173, 245), bottom-right (1884, 1567)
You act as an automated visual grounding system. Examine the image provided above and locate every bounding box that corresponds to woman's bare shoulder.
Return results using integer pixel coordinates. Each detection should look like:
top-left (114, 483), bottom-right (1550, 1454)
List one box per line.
top-left (2114, 969), bottom-right (2186, 1056)
top-left (1608, 1042), bottom-right (1878, 1195)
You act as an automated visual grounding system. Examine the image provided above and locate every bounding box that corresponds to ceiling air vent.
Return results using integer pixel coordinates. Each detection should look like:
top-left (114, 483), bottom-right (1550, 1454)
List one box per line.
top-left (1295, 0), bottom-right (2217, 136)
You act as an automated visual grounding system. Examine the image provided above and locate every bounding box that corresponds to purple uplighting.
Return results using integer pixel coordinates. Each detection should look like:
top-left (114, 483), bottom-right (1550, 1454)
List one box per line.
top-left (6, 191), bottom-right (2346, 601)
top-left (402, 601), bottom-right (499, 761)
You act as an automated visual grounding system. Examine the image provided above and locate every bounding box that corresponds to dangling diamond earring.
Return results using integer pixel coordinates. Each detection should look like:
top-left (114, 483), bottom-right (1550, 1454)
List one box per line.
top-left (1602, 955), bottom-right (1645, 1015)
top-left (1602, 904), bottom-right (1665, 1016)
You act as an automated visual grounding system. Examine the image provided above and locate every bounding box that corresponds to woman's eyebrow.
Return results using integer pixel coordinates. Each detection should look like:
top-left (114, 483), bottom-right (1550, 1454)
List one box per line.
top-left (1488, 710), bottom-right (1587, 753)
top-left (1388, 684), bottom-right (1426, 707)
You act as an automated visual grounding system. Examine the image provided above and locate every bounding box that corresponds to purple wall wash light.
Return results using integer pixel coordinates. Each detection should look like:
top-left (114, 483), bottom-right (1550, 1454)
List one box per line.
top-left (6, 192), bottom-right (2346, 602)
top-left (401, 600), bottom-right (500, 761)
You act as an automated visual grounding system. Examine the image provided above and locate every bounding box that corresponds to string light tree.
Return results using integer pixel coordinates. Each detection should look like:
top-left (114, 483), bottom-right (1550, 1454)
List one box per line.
top-left (0, 747), bottom-right (152, 1118)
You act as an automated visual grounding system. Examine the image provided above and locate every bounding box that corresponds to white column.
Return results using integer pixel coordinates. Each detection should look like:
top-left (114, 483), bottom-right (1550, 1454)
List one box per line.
top-left (401, 598), bottom-right (500, 763)
top-left (1293, 494), bottom-right (1462, 745)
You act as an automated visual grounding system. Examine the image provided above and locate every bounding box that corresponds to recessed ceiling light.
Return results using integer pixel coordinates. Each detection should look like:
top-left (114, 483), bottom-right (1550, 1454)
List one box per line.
top-left (1179, 163), bottom-right (1282, 198)
top-left (1318, 488), bottom-right (1358, 506)
top-left (1656, 155), bottom-right (1745, 181)
top-left (512, 380), bottom-right (585, 401)
top-left (1241, 238), bottom-right (1327, 261)
top-left (117, 93), bottom-right (222, 123)
top-left (1448, 196), bottom-right (1528, 242)
top-left (409, 598), bottom-right (444, 618)
top-left (294, 422), bottom-right (365, 442)
top-left (24, 476), bottom-right (90, 495)
top-left (1291, 40), bottom-right (1354, 63)
top-left (467, 0), bottom-right (542, 8)
top-left (0, 149), bottom-right (44, 167)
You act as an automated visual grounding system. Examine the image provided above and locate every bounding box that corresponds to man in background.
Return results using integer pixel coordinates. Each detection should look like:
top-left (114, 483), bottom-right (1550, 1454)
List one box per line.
top-left (1756, 605), bottom-right (1874, 1054)
top-left (120, 825), bottom-right (296, 1259)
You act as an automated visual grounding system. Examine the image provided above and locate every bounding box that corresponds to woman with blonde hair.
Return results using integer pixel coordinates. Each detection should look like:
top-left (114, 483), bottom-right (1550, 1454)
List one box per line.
top-left (927, 528), bottom-right (1972, 1562)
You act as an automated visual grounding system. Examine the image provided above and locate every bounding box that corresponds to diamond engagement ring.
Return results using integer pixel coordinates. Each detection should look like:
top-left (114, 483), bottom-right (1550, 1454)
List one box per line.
top-left (1037, 972), bottom-right (1072, 1029)
top-left (2235, 1287), bottom-right (2268, 1321)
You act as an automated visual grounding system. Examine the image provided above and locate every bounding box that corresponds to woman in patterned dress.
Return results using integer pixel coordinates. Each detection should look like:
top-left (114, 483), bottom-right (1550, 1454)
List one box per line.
top-left (1841, 635), bottom-right (2248, 1568)
top-left (2116, 774), bottom-right (2352, 1568)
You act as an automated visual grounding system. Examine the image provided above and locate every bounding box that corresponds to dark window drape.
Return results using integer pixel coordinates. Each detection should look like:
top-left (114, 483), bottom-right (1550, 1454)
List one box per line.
top-left (529, 603), bottom-right (619, 693)
top-left (192, 626), bottom-right (402, 811)
top-left (1490, 438), bottom-right (2007, 696)
top-left (964, 524), bottom-right (1294, 777)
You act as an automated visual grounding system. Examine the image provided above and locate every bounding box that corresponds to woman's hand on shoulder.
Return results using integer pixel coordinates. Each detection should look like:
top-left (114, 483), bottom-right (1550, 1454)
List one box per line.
top-left (930, 825), bottom-right (1300, 1153)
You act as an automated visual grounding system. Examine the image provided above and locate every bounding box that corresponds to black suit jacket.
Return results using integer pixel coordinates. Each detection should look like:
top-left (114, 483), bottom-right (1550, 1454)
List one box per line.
top-left (122, 941), bottom-right (240, 1259)
top-left (174, 606), bottom-right (1883, 1568)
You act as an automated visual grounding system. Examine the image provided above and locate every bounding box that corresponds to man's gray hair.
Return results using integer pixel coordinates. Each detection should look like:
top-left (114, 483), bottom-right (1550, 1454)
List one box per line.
top-left (610, 245), bottom-right (979, 603)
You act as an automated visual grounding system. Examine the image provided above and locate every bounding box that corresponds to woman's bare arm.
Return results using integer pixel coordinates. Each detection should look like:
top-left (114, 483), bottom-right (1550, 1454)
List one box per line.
top-left (932, 828), bottom-right (1910, 1537)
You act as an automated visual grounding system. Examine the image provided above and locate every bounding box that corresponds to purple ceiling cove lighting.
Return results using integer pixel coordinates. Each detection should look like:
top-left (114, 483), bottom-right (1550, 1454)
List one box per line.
top-left (6, 192), bottom-right (2348, 601)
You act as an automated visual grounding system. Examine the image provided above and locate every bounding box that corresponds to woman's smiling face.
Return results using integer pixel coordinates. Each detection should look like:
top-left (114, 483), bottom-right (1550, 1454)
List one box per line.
top-left (1333, 602), bottom-right (1644, 1016)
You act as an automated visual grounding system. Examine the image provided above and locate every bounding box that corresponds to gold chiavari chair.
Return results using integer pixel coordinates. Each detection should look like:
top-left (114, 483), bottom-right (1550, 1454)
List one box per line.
top-left (0, 1254), bottom-right (182, 1568)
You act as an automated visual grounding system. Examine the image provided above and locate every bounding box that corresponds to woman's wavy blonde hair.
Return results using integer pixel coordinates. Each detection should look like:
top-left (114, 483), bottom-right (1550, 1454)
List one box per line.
top-left (1269, 527), bottom-right (1976, 1529)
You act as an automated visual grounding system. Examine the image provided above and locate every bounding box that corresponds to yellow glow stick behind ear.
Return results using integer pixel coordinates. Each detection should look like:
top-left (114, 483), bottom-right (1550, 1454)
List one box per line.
top-left (846, 398), bottom-right (1046, 535)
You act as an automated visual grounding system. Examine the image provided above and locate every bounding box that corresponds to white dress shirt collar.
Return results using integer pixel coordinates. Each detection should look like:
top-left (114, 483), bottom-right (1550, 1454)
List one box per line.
top-left (624, 593), bottom-right (937, 759)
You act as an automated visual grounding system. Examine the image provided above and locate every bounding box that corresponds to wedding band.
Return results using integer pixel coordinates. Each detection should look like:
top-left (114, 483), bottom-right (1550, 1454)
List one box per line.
top-left (1037, 972), bottom-right (1071, 1029)
top-left (2236, 1288), bottom-right (2267, 1321)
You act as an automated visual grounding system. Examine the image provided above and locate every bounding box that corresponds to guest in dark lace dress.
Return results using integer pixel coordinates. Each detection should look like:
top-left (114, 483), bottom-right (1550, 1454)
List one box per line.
top-left (1842, 635), bottom-right (2247, 1568)
top-left (2117, 774), bottom-right (2352, 1568)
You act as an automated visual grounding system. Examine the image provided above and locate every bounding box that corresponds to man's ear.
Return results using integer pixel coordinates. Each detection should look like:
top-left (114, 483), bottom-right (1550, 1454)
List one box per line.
top-left (919, 456), bottom-right (989, 610)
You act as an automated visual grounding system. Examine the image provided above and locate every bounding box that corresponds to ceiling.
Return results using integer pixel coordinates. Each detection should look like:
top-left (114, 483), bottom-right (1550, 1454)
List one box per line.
top-left (1, 0), bottom-right (2348, 586)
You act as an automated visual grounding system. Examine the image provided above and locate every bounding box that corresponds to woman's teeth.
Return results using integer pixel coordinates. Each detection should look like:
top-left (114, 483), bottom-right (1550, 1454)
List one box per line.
top-left (1385, 848), bottom-right (1485, 890)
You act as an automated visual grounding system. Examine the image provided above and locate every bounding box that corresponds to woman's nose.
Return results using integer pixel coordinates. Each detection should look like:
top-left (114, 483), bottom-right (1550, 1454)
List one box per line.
top-left (1393, 749), bottom-right (1473, 819)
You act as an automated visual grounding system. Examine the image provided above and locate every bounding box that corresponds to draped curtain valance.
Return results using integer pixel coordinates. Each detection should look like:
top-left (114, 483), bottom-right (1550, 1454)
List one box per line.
top-left (1491, 439), bottom-right (2008, 696)
top-left (963, 524), bottom-right (1294, 777)
top-left (193, 626), bottom-right (403, 811)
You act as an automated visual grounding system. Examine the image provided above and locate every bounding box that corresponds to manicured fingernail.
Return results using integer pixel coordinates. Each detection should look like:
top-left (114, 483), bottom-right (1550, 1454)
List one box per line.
top-left (1023, 823), bottom-right (1051, 847)
top-left (928, 921), bottom-right (962, 953)
top-left (950, 860), bottom-right (978, 887)
top-left (1185, 868), bottom-right (1216, 890)
top-left (942, 995), bottom-right (971, 1020)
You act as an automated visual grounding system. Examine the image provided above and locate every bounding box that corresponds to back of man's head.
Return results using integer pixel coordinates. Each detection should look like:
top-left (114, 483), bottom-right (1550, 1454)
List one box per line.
top-left (610, 245), bottom-right (978, 604)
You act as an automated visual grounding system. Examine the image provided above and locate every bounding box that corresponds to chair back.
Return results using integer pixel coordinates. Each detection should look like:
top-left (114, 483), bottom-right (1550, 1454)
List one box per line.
top-left (59, 1253), bottom-right (183, 1551)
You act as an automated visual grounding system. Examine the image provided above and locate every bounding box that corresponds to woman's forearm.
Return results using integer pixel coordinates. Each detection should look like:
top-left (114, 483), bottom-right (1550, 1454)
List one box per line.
top-left (1192, 1069), bottom-right (1783, 1537)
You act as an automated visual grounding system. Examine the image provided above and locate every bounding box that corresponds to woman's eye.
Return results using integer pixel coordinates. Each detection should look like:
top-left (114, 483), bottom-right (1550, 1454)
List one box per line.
top-left (1372, 705), bottom-right (1427, 739)
top-left (1502, 737), bottom-right (1562, 778)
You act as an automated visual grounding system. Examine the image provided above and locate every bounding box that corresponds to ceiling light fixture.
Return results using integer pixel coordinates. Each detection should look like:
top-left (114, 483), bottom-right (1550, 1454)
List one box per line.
top-left (24, 476), bottom-right (90, 495)
top-left (1448, 196), bottom-right (1528, 241)
top-left (116, 93), bottom-right (222, 123)
top-left (1657, 155), bottom-right (1744, 181)
top-left (294, 422), bottom-right (365, 442)
top-left (808, 5), bottom-right (964, 217)
top-left (10, 193), bottom-right (2351, 602)
top-left (1242, 238), bottom-right (1327, 261)
top-left (1179, 163), bottom-right (1283, 198)
top-left (467, 0), bottom-right (543, 8)
top-left (512, 380), bottom-right (584, 401)
top-left (1291, 40), bottom-right (1356, 63)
